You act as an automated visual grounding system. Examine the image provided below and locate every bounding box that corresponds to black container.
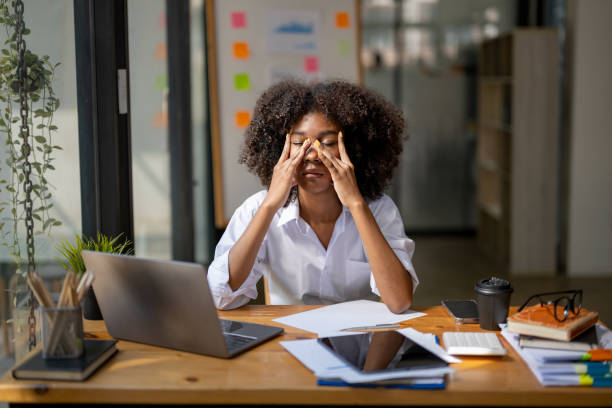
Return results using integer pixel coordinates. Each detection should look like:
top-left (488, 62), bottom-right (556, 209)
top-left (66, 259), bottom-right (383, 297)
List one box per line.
top-left (82, 287), bottom-right (103, 320)
top-left (474, 277), bottom-right (513, 331)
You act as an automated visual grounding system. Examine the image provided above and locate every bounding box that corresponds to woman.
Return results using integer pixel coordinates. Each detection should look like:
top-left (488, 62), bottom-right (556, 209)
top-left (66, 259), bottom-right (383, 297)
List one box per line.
top-left (207, 80), bottom-right (418, 313)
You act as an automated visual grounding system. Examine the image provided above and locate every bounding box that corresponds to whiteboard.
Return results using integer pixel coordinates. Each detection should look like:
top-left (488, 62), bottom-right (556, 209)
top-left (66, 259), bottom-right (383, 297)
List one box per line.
top-left (206, 0), bottom-right (361, 227)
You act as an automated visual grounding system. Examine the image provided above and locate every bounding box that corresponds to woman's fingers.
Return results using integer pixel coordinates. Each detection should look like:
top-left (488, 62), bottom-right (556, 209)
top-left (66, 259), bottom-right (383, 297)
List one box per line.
top-left (290, 139), bottom-right (310, 167)
top-left (278, 133), bottom-right (291, 163)
top-left (317, 146), bottom-right (340, 175)
top-left (337, 131), bottom-right (352, 164)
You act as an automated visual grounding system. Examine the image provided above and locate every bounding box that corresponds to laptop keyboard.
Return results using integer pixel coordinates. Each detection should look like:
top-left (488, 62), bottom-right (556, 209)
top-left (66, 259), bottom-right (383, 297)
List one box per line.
top-left (220, 319), bottom-right (257, 352)
top-left (223, 332), bottom-right (257, 352)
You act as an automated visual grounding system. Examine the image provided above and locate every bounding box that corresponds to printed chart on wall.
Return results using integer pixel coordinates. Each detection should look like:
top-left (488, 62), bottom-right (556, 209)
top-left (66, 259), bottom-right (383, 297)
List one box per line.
top-left (206, 0), bottom-right (361, 228)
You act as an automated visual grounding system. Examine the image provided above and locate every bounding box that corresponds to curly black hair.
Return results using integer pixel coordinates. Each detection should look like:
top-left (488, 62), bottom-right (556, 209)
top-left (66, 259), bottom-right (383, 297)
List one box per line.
top-left (239, 79), bottom-right (406, 203)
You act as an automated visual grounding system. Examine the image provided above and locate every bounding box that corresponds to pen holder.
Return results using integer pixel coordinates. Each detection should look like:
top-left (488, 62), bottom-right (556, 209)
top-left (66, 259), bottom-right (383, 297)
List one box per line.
top-left (40, 306), bottom-right (84, 359)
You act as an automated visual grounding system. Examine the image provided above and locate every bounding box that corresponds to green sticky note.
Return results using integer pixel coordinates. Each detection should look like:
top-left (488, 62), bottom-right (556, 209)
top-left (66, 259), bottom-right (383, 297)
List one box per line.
top-left (234, 73), bottom-right (250, 90)
top-left (338, 39), bottom-right (352, 57)
top-left (155, 74), bottom-right (167, 91)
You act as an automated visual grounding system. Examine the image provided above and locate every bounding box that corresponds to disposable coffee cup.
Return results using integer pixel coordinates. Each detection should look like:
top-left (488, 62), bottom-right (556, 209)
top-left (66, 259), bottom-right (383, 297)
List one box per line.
top-left (474, 277), bottom-right (513, 331)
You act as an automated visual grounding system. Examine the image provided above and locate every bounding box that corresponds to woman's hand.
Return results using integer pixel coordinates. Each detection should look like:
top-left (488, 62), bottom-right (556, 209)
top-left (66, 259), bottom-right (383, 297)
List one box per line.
top-left (262, 133), bottom-right (310, 211)
top-left (316, 131), bottom-right (365, 210)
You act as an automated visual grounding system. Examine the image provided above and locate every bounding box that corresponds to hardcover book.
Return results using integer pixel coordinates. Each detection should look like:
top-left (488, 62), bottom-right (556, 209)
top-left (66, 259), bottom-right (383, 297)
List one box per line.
top-left (12, 339), bottom-right (118, 381)
top-left (518, 325), bottom-right (600, 351)
top-left (507, 305), bottom-right (598, 342)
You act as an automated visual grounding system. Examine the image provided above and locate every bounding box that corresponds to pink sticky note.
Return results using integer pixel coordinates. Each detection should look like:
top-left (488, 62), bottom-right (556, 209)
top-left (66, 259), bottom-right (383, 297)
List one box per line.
top-left (231, 12), bottom-right (246, 28)
top-left (304, 56), bottom-right (319, 73)
top-left (157, 12), bottom-right (166, 29)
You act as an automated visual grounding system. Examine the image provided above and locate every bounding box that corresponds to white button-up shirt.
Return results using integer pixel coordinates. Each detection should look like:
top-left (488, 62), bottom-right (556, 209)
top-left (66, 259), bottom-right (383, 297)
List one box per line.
top-left (207, 190), bottom-right (418, 310)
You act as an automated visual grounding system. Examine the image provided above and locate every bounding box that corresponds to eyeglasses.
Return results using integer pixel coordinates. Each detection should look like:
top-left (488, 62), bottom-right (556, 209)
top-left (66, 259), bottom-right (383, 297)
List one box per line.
top-left (517, 290), bottom-right (583, 322)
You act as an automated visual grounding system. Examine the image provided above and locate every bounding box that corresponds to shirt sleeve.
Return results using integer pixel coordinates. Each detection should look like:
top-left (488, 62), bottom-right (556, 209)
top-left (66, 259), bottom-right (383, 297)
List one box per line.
top-left (207, 192), bottom-right (269, 310)
top-left (367, 195), bottom-right (419, 296)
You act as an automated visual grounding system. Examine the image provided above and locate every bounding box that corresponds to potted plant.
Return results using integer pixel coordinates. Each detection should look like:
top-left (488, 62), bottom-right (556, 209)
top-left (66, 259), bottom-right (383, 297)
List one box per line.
top-left (55, 232), bottom-right (133, 320)
top-left (0, 0), bottom-right (63, 356)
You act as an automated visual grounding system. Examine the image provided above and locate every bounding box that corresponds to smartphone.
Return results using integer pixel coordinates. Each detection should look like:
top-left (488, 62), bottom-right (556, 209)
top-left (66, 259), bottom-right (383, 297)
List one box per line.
top-left (441, 300), bottom-right (479, 324)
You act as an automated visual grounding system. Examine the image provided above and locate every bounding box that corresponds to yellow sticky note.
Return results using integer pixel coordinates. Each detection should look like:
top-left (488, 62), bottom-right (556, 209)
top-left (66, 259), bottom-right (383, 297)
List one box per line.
top-left (233, 42), bottom-right (249, 59)
top-left (235, 111), bottom-right (251, 128)
top-left (335, 12), bottom-right (350, 28)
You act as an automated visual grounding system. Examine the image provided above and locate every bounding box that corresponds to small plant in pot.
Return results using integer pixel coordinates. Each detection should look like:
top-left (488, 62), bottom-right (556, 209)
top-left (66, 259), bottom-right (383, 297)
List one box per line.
top-left (55, 232), bottom-right (132, 319)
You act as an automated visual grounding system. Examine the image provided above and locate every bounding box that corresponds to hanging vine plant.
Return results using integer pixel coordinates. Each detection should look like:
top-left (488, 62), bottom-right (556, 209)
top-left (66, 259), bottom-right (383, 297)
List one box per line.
top-left (0, 0), bottom-right (62, 276)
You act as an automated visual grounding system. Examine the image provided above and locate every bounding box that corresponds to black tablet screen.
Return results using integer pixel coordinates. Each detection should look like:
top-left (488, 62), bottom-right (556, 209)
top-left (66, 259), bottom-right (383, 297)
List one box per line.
top-left (317, 331), bottom-right (447, 373)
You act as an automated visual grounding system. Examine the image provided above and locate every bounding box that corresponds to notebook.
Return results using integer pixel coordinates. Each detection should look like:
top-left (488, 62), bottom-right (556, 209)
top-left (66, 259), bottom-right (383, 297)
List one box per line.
top-left (12, 340), bottom-right (117, 381)
top-left (81, 251), bottom-right (283, 358)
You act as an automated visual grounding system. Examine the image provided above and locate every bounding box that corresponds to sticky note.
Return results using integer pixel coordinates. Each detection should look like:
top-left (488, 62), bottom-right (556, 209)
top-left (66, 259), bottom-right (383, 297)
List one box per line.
top-left (155, 43), bottom-right (167, 60)
top-left (338, 39), bottom-right (351, 56)
top-left (231, 11), bottom-right (246, 28)
top-left (335, 12), bottom-right (350, 28)
top-left (153, 110), bottom-right (167, 129)
top-left (158, 12), bottom-right (166, 29)
top-left (155, 74), bottom-right (167, 91)
top-left (235, 111), bottom-right (251, 128)
top-left (233, 42), bottom-right (249, 59)
top-left (234, 73), bottom-right (250, 90)
top-left (304, 56), bottom-right (319, 73)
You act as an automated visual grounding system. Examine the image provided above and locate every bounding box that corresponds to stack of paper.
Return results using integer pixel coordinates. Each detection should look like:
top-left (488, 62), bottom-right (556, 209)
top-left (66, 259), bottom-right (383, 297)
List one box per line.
top-left (273, 300), bottom-right (425, 337)
top-left (281, 328), bottom-right (459, 389)
top-left (501, 324), bottom-right (612, 387)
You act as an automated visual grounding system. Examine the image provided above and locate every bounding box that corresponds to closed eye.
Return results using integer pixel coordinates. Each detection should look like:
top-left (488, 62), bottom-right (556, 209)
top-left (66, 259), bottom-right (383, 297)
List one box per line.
top-left (292, 142), bottom-right (304, 146)
top-left (322, 142), bottom-right (336, 147)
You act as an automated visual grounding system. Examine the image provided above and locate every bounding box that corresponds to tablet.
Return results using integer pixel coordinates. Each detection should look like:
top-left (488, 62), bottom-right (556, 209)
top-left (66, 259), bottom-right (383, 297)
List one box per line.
top-left (317, 331), bottom-right (448, 373)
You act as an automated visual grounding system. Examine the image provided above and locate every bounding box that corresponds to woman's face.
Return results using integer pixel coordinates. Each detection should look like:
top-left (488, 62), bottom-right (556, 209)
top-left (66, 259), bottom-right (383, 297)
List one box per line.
top-left (289, 112), bottom-right (341, 195)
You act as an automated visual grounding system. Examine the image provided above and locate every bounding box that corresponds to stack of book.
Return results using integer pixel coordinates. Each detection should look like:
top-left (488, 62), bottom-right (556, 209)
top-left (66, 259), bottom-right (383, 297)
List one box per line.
top-left (502, 305), bottom-right (612, 387)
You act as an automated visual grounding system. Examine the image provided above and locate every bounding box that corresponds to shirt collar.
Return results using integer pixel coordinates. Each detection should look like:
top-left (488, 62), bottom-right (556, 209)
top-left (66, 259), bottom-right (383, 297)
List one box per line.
top-left (277, 199), bottom-right (300, 227)
top-left (276, 198), bottom-right (352, 234)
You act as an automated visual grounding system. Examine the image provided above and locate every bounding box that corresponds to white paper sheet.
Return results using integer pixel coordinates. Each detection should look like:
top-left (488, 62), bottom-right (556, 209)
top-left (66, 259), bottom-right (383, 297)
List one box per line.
top-left (273, 299), bottom-right (425, 336)
top-left (280, 328), bottom-right (456, 384)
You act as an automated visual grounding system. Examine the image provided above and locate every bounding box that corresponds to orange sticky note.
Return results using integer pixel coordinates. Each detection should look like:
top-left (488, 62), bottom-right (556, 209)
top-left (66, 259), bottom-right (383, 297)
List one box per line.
top-left (335, 12), bottom-right (350, 28)
top-left (155, 43), bottom-right (167, 60)
top-left (235, 111), bottom-right (251, 128)
top-left (233, 42), bottom-right (249, 59)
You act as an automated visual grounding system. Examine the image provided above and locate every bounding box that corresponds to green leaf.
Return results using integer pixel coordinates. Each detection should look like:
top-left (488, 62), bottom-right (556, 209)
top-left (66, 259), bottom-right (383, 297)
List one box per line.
top-left (48, 125), bottom-right (57, 131)
top-left (43, 218), bottom-right (54, 230)
top-left (34, 136), bottom-right (46, 143)
top-left (53, 145), bottom-right (62, 150)
top-left (36, 123), bottom-right (45, 129)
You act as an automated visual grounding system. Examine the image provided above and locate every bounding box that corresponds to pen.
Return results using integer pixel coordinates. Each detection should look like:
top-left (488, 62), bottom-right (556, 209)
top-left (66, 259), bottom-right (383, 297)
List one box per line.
top-left (340, 323), bottom-right (401, 332)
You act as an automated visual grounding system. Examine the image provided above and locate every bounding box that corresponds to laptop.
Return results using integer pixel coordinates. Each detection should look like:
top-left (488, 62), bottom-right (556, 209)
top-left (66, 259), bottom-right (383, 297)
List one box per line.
top-left (81, 250), bottom-right (284, 358)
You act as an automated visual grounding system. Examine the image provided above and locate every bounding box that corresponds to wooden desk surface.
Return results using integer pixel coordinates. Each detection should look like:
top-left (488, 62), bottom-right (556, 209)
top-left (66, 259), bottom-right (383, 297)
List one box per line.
top-left (1, 305), bottom-right (611, 406)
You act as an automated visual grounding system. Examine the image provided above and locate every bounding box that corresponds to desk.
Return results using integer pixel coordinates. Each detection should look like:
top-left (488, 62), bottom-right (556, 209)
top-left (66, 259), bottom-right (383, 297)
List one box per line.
top-left (1, 305), bottom-right (611, 406)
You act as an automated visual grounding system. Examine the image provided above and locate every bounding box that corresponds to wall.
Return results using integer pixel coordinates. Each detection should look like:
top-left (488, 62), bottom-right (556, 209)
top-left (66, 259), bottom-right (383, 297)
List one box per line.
top-left (566, 0), bottom-right (612, 275)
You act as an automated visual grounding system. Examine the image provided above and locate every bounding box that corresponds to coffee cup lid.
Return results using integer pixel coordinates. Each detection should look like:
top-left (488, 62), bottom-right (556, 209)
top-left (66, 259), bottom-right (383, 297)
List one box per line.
top-left (474, 277), bottom-right (513, 295)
